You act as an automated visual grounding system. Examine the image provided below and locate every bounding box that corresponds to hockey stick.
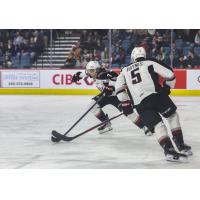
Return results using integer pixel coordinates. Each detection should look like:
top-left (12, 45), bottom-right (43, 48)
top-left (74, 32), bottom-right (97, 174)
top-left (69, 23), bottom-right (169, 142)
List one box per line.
top-left (52, 113), bottom-right (123, 142)
top-left (51, 92), bottom-right (105, 142)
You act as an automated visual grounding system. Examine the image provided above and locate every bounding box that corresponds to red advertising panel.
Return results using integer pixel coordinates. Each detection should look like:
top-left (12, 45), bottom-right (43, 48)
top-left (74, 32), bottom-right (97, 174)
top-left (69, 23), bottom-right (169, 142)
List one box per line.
top-left (174, 70), bottom-right (186, 89)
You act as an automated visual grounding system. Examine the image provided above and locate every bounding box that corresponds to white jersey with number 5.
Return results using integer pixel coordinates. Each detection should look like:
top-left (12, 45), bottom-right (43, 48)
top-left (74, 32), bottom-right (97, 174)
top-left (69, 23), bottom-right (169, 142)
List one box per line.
top-left (115, 58), bottom-right (176, 105)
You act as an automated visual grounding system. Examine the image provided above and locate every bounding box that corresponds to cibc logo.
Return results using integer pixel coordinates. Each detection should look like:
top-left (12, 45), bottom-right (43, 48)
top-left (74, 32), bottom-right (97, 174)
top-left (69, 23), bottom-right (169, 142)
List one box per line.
top-left (52, 74), bottom-right (94, 85)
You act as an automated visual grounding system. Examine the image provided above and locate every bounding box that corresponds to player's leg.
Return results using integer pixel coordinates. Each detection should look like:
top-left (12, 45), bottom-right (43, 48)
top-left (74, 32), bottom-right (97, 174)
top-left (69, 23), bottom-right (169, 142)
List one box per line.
top-left (156, 94), bottom-right (192, 156)
top-left (120, 100), bottom-right (154, 135)
top-left (167, 112), bottom-right (192, 155)
top-left (89, 94), bottom-right (112, 134)
top-left (108, 96), bottom-right (145, 128)
top-left (137, 95), bottom-right (187, 162)
top-left (114, 92), bottom-right (153, 135)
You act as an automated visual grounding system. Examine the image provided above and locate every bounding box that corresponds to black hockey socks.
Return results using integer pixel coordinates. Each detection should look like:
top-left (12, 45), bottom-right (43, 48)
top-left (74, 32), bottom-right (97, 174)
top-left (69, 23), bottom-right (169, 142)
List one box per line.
top-left (134, 117), bottom-right (145, 129)
top-left (159, 136), bottom-right (175, 154)
top-left (172, 128), bottom-right (184, 150)
top-left (172, 128), bottom-right (191, 152)
top-left (96, 110), bottom-right (108, 122)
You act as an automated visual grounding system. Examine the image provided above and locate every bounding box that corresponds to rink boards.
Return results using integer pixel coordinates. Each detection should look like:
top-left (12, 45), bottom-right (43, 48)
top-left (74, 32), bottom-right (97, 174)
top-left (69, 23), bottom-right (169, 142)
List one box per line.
top-left (0, 68), bottom-right (199, 95)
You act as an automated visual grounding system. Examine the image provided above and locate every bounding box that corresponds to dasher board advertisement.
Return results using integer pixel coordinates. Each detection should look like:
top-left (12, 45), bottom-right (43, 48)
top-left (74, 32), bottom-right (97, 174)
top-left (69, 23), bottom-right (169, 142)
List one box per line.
top-left (187, 70), bottom-right (200, 90)
top-left (39, 69), bottom-right (96, 89)
top-left (1, 70), bottom-right (40, 88)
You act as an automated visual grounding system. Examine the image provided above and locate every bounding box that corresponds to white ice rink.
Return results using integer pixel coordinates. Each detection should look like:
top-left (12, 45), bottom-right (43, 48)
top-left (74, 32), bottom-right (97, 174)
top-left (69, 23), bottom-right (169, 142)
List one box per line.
top-left (0, 95), bottom-right (200, 169)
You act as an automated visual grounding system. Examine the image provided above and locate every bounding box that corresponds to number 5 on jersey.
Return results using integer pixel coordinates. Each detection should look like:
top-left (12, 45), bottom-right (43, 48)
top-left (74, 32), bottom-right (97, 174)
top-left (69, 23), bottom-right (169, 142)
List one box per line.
top-left (131, 68), bottom-right (142, 84)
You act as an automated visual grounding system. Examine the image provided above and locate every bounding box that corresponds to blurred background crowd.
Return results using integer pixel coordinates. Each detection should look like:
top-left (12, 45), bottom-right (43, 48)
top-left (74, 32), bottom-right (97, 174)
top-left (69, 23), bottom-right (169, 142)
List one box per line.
top-left (1, 29), bottom-right (200, 69)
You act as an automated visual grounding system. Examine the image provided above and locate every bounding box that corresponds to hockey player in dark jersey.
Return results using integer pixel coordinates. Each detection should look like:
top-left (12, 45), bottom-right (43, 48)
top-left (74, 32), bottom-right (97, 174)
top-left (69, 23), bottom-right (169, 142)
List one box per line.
top-left (115, 47), bottom-right (192, 162)
top-left (72, 61), bottom-right (151, 135)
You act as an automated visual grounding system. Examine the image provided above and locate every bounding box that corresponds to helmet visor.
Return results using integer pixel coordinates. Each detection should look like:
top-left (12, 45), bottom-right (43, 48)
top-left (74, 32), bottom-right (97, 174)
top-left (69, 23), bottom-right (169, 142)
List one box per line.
top-left (87, 69), bottom-right (96, 74)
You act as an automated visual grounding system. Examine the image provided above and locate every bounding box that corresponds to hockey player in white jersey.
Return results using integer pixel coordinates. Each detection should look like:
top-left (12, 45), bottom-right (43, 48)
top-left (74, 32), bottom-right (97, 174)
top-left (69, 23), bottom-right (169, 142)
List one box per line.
top-left (115, 47), bottom-right (192, 162)
top-left (72, 61), bottom-right (151, 134)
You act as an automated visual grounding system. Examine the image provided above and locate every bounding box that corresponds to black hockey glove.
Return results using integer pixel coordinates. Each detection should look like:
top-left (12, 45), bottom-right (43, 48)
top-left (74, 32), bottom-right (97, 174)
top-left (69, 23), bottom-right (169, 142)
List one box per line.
top-left (161, 81), bottom-right (171, 95)
top-left (103, 86), bottom-right (114, 96)
top-left (120, 100), bottom-right (133, 116)
top-left (72, 72), bottom-right (82, 82)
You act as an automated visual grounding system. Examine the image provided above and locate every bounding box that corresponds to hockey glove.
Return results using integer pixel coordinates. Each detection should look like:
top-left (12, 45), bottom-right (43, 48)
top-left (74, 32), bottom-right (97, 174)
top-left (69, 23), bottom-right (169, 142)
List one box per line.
top-left (72, 72), bottom-right (82, 82)
top-left (103, 86), bottom-right (114, 96)
top-left (120, 100), bottom-right (133, 116)
top-left (162, 81), bottom-right (171, 95)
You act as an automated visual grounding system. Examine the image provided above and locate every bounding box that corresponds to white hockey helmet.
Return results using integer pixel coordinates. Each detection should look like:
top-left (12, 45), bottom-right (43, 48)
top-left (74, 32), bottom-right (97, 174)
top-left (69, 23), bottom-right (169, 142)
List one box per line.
top-left (86, 61), bottom-right (101, 75)
top-left (131, 47), bottom-right (146, 62)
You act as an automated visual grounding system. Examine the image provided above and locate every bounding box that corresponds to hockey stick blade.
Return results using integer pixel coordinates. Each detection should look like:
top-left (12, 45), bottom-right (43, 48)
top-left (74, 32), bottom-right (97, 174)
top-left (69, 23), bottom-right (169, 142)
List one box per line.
top-left (54, 113), bottom-right (123, 142)
top-left (52, 130), bottom-right (69, 141)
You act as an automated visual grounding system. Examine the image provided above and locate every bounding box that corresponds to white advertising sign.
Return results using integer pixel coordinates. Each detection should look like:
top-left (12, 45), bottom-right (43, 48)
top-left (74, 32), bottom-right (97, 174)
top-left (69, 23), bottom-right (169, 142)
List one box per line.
top-left (187, 70), bottom-right (200, 90)
top-left (39, 69), bottom-right (96, 89)
top-left (0, 69), bottom-right (97, 89)
top-left (1, 70), bottom-right (40, 88)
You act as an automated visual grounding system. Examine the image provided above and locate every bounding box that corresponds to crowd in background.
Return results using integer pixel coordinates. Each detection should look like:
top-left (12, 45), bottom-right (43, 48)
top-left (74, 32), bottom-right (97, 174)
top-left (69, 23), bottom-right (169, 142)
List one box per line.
top-left (0, 29), bottom-right (63, 68)
top-left (67, 29), bottom-right (200, 69)
top-left (1, 29), bottom-right (200, 69)
top-left (0, 30), bottom-right (46, 68)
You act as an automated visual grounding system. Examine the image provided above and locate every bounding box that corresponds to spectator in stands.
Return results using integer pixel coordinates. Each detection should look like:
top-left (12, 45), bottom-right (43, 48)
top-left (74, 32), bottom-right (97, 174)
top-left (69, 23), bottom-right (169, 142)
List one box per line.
top-left (5, 39), bottom-right (17, 57)
top-left (93, 49), bottom-right (101, 61)
top-left (80, 30), bottom-right (88, 43)
top-left (176, 54), bottom-right (187, 68)
top-left (154, 47), bottom-right (169, 64)
top-left (13, 31), bottom-right (24, 47)
top-left (81, 55), bottom-right (90, 68)
top-left (194, 30), bottom-right (200, 46)
top-left (65, 52), bottom-right (76, 68)
top-left (87, 32), bottom-right (94, 43)
top-left (119, 46), bottom-right (126, 64)
top-left (29, 37), bottom-right (36, 62)
top-left (170, 43), bottom-right (180, 66)
top-left (34, 30), bottom-right (45, 57)
top-left (101, 47), bottom-right (109, 62)
top-left (74, 42), bottom-right (82, 62)
top-left (93, 31), bottom-right (100, 43)
top-left (82, 49), bottom-right (90, 61)
top-left (139, 38), bottom-right (150, 53)
top-left (185, 50), bottom-right (200, 68)
top-left (3, 54), bottom-right (12, 68)
top-left (96, 39), bottom-right (104, 51)
top-left (43, 30), bottom-right (49, 49)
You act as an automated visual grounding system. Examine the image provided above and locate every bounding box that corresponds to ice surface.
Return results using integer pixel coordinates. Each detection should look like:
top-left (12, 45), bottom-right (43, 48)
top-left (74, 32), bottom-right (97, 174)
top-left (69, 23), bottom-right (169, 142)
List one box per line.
top-left (0, 95), bottom-right (199, 169)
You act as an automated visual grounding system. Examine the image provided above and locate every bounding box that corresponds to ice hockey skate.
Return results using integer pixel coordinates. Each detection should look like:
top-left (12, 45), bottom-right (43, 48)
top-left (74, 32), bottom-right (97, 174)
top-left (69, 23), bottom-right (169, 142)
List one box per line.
top-left (178, 144), bottom-right (193, 156)
top-left (165, 148), bottom-right (188, 163)
top-left (98, 120), bottom-right (113, 134)
top-left (173, 137), bottom-right (193, 156)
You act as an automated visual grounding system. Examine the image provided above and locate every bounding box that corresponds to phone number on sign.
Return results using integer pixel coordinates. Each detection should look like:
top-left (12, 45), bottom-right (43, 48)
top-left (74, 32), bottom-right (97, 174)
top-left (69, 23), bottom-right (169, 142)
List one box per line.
top-left (8, 82), bottom-right (34, 86)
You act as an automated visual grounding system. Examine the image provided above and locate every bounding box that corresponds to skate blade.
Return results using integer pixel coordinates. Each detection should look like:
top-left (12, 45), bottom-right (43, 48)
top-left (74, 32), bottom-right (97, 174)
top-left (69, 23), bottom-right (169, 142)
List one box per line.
top-left (99, 127), bottom-right (113, 134)
top-left (166, 155), bottom-right (188, 163)
top-left (145, 132), bottom-right (153, 136)
top-left (181, 150), bottom-right (193, 156)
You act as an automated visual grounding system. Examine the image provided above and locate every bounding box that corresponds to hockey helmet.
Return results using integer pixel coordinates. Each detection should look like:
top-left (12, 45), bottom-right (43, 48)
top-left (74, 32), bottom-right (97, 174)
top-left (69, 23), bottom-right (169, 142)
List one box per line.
top-left (86, 61), bottom-right (101, 76)
top-left (131, 47), bottom-right (146, 62)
